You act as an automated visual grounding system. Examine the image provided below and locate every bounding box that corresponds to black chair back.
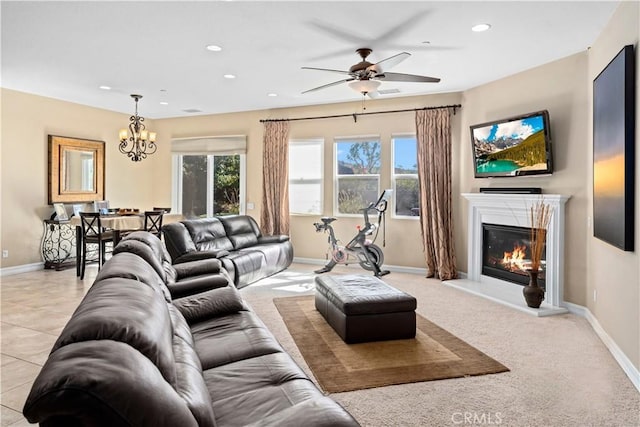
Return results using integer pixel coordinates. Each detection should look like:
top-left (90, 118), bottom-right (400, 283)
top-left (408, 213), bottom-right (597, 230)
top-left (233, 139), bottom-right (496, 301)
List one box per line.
top-left (144, 211), bottom-right (164, 238)
top-left (80, 212), bottom-right (103, 237)
top-left (78, 212), bottom-right (114, 280)
top-left (152, 207), bottom-right (171, 214)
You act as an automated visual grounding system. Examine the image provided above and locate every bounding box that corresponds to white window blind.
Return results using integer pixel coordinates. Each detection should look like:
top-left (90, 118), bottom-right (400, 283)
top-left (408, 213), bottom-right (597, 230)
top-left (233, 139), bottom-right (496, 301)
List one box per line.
top-left (171, 135), bottom-right (246, 155)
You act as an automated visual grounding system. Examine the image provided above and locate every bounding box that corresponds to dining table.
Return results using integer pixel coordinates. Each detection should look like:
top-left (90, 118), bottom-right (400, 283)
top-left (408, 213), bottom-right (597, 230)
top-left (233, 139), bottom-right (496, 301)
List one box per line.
top-left (69, 212), bottom-right (184, 277)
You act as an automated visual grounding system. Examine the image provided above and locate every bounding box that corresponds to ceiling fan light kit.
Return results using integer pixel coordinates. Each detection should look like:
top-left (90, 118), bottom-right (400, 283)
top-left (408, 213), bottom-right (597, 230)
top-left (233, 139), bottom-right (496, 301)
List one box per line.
top-left (302, 48), bottom-right (440, 97)
top-left (348, 79), bottom-right (381, 95)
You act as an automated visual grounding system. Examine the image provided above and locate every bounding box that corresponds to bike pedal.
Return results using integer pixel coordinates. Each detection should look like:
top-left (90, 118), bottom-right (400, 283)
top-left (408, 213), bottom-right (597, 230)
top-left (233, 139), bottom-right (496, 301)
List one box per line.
top-left (376, 270), bottom-right (390, 277)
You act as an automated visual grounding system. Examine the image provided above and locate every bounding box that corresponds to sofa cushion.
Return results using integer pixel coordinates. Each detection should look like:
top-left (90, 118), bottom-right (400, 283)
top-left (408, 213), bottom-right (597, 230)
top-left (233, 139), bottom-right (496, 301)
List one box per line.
top-left (95, 252), bottom-right (171, 302)
top-left (191, 311), bottom-right (283, 370)
top-left (113, 237), bottom-right (168, 282)
top-left (203, 353), bottom-right (323, 426)
top-left (23, 341), bottom-right (198, 427)
top-left (219, 215), bottom-right (260, 250)
top-left (184, 218), bottom-right (234, 252)
top-left (245, 397), bottom-right (361, 427)
top-left (173, 286), bottom-right (245, 325)
top-left (163, 222), bottom-right (198, 260)
top-left (52, 277), bottom-right (177, 387)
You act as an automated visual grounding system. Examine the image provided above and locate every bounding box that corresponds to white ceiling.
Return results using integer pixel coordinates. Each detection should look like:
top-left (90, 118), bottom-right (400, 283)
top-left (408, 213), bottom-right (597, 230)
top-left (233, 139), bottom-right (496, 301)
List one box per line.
top-left (1, 1), bottom-right (619, 119)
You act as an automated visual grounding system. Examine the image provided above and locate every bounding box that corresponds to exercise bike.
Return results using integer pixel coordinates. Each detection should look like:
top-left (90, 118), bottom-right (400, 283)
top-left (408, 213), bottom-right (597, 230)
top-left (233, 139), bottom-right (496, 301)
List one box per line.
top-left (313, 189), bottom-right (392, 277)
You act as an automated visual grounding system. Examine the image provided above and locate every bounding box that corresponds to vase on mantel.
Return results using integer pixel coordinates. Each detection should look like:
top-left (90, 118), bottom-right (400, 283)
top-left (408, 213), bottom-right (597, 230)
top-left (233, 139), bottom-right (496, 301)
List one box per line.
top-left (523, 270), bottom-right (545, 308)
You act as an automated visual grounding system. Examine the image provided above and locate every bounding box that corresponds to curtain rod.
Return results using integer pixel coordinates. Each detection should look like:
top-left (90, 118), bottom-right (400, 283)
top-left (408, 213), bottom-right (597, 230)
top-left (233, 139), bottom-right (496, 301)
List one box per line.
top-left (259, 104), bottom-right (462, 123)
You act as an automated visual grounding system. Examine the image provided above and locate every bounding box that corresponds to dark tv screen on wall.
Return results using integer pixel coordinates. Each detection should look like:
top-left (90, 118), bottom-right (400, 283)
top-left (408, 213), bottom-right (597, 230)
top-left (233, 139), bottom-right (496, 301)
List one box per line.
top-left (470, 110), bottom-right (553, 178)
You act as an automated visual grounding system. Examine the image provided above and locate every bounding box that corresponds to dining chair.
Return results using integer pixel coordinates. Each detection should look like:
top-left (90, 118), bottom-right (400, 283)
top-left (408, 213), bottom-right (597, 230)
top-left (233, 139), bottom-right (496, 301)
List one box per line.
top-left (152, 207), bottom-right (171, 214)
top-left (79, 212), bottom-right (114, 280)
top-left (144, 210), bottom-right (165, 238)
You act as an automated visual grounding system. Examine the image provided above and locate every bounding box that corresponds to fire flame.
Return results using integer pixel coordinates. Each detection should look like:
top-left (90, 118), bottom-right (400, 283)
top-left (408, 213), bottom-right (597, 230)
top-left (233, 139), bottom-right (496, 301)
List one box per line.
top-left (502, 244), bottom-right (527, 271)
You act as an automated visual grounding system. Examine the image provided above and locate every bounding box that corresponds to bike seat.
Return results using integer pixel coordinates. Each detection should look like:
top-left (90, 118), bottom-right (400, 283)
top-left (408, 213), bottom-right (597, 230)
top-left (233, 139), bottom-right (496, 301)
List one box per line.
top-left (320, 217), bottom-right (337, 225)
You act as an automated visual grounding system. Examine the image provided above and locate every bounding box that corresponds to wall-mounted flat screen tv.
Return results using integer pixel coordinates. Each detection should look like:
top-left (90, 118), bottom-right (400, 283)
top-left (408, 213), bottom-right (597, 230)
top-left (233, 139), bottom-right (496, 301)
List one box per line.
top-left (470, 110), bottom-right (553, 178)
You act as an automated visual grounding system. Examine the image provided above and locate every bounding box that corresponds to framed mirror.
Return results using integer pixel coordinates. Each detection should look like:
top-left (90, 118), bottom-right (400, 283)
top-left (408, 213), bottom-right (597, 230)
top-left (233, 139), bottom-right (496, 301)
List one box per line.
top-left (48, 135), bottom-right (105, 204)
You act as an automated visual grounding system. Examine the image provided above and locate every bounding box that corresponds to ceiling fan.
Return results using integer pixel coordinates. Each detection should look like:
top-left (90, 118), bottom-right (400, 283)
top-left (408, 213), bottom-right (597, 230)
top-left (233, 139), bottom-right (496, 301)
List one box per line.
top-left (302, 48), bottom-right (440, 98)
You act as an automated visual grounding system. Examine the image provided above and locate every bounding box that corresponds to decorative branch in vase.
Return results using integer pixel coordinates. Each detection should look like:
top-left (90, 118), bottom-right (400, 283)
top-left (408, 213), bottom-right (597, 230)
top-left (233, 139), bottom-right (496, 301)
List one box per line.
top-left (524, 199), bottom-right (553, 308)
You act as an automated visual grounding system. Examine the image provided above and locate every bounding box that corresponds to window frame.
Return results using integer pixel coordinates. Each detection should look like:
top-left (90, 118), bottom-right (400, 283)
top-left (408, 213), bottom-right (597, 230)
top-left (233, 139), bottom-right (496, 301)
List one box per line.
top-left (333, 135), bottom-right (381, 217)
top-left (391, 133), bottom-right (420, 220)
top-left (172, 153), bottom-right (246, 217)
top-left (288, 138), bottom-right (324, 216)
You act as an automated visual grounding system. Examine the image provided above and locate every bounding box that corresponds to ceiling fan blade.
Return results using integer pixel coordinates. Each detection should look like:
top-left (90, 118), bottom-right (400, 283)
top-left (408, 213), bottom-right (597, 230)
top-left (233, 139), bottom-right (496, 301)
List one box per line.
top-left (367, 52), bottom-right (411, 74)
top-left (377, 72), bottom-right (440, 83)
top-left (371, 11), bottom-right (430, 45)
top-left (301, 66), bottom-right (352, 75)
top-left (302, 78), bottom-right (354, 94)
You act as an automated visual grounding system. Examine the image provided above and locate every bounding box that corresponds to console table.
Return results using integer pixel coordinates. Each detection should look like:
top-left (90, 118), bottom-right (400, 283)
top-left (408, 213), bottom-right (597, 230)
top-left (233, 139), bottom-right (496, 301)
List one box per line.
top-left (41, 219), bottom-right (76, 270)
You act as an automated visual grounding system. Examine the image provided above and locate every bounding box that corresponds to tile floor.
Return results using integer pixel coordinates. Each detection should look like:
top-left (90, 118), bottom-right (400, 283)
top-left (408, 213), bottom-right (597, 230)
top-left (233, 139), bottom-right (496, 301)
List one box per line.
top-left (2, 263), bottom-right (639, 426)
top-left (1, 266), bottom-right (97, 426)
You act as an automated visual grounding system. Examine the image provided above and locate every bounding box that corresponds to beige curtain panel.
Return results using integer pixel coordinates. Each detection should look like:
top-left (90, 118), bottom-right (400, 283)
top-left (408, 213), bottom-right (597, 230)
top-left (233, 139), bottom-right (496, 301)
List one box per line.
top-left (261, 121), bottom-right (290, 235)
top-left (416, 108), bottom-right (458, 280)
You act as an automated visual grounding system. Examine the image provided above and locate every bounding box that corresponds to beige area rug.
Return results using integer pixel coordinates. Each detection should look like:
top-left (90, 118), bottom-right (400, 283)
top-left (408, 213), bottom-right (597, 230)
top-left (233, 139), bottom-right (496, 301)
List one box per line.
top-left (273, 295), bottom-right (509, 393)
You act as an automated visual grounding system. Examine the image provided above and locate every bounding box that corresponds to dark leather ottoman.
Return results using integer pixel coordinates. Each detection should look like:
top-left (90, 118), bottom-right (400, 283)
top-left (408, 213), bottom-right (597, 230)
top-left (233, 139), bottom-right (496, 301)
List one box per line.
top-left (315, 274), bottom-right (417, 343)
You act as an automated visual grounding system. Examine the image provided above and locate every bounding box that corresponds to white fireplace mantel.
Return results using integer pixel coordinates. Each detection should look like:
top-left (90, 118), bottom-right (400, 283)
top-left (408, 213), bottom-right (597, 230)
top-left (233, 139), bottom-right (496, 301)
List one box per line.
top-left (444, 192), bottom-right (571, 316)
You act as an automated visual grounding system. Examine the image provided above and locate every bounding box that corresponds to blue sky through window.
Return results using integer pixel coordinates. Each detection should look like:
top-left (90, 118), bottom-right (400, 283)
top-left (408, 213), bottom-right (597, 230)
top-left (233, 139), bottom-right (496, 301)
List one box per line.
top-left (394, 137), bottom-right (417, 174)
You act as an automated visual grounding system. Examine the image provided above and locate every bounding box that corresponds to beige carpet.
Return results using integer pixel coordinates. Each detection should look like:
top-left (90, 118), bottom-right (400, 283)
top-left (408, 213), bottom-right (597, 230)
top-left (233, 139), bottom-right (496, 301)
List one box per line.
top-left (274, 295), bottom-right (509, 393)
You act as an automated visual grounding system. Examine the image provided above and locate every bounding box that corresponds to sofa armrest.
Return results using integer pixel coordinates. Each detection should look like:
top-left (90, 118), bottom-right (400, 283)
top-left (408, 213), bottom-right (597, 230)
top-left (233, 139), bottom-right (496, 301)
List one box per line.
top-left (172, 286), bottom-right (244, 324)
top-left (166, 274), bottom-right (230, 299)
top-left (173, 250), bottom-right (230, 265)
top-left (257, 235), bottom-right (290, 244)
top-left (173, 258), bottom-right (222, 280)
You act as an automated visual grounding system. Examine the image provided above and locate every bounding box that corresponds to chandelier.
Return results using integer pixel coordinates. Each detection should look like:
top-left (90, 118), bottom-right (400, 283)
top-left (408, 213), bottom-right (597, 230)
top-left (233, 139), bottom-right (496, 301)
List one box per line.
top-left (118, 94), bottom-right (157, 162)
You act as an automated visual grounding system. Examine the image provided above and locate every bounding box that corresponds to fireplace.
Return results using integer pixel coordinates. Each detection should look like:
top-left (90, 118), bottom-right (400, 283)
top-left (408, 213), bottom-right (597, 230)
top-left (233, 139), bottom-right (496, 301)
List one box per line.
top-left (482, 223), bottom-right (546, 290)
top-left (445, 193), bottom-right (570, 316)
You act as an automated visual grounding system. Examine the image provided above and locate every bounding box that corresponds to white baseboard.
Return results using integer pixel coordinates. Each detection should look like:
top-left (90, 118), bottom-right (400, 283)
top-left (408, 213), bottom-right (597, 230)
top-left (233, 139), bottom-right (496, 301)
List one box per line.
top-left (293, 257), bottom-right (428, 276)
top-left (564, 302), bottom-right (640, 393)
top-left (0, 262), bottom-right (44, 277)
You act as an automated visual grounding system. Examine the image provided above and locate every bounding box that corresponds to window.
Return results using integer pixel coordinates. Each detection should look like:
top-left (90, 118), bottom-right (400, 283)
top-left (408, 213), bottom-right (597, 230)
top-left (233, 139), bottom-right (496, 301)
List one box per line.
top-left (392, 135), bottom-right (419, 217)
top-left (171, 136), bottom-right (246, 218)
top-left (174, 154), bottom-right (245, 218)
top-left (335, 137), bottom-right (381, 215)
top-left (289, 139), bottom-right (323, 214)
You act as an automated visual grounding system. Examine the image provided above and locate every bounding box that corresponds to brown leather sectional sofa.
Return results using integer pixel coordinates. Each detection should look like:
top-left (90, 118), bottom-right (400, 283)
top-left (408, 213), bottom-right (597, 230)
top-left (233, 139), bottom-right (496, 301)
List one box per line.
top-left (162, 215), bottom-right (293, 288)
top-left (23, 231), bottom-right (359, 427)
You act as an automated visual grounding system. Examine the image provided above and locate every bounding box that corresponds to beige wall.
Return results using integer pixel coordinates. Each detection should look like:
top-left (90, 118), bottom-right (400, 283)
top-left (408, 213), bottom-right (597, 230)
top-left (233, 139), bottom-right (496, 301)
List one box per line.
top-left (152, 93), bottom-right (462, 269)
top-left (0, 89), bottom-right (157, 268)
top-left (459, 52), bottom-right (590, 306)
top-left (586, 1), bottom-right (639, 370)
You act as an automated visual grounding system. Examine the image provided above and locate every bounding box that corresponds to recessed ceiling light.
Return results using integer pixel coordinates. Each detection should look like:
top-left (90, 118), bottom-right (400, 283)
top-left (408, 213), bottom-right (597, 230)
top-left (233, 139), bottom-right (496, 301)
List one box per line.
top-left (267, 93), bottom-right (278, 97)
top-left (99, 85), bottom-right (111, 90)
top-left (160, 101), bottom-right (169, 105)
top-left (471, 23), bottom-right (491, 32)
top-left (223, 74), bottom-right (236, 79)
top-left (206, 45), bottom-right (222, 52)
